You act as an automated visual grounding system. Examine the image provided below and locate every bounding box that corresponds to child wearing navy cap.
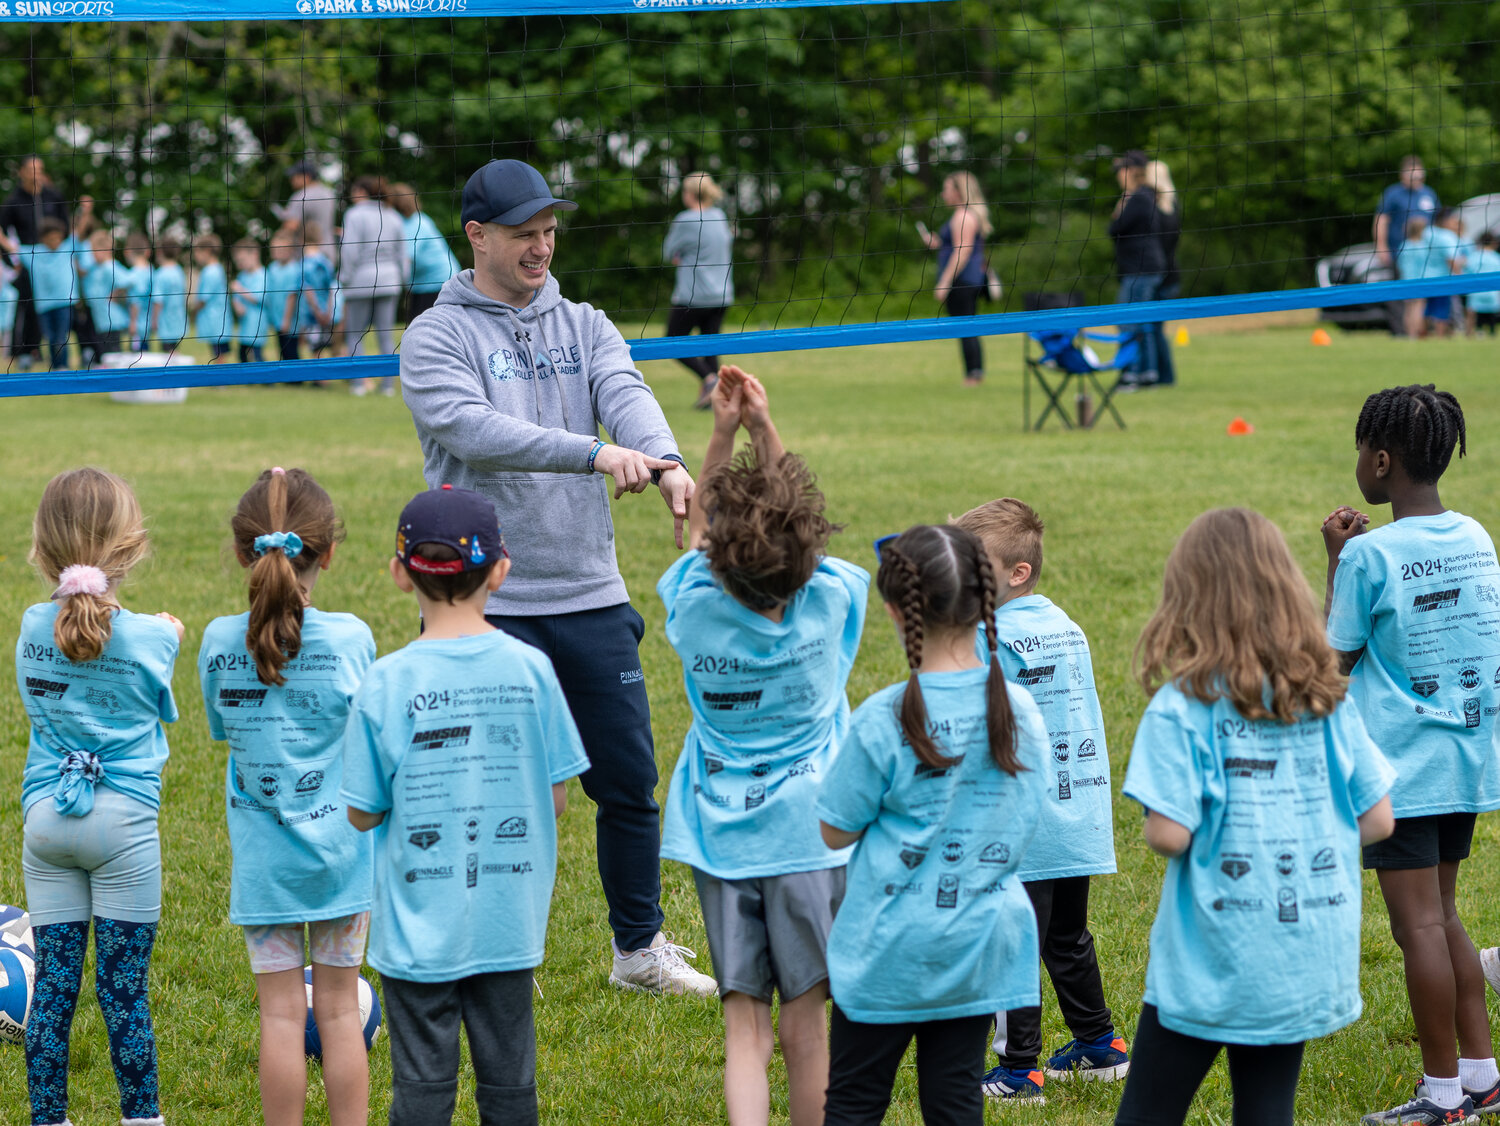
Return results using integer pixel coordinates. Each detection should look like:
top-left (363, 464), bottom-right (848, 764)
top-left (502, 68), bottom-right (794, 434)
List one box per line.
top-left (340, 485), bottom-right (590, 1125)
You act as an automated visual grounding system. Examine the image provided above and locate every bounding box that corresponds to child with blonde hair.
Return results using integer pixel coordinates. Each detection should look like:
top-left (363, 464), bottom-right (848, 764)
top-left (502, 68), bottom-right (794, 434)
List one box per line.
top-left (1116, 508), bottom-right (1395, 1126)
top-left (17, 467), bottom-right (184, 1126)
top-left (199, 468), bottom-right (376, 1126)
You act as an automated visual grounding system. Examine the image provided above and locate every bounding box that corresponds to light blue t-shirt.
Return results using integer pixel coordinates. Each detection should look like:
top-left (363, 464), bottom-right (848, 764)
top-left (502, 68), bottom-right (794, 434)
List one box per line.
top-left (235, 267), bottom-right (270, 345)
top-left (404, 212), bottom-right (460, 295)
top-left (17, 603), bottom-right (179, 814)
top-left (1327, 511), bottom-right (1500, 816)
top-left (299, 253), bottom-right (334, 328)
top-left (1395, 234), bottom-right (1430, 282)
top-left (122, 261), bottom-right (153, 331)
top-left (980, 594), bottom-right (1116, 880)
top-left (150, 262), bottom-right (188, 344)
top-left (193, 261), bottom-right (234, 344)
top-left (1123, 684), bottom-right (1395, 1044)
top-left (339, 629), bottom-right (590, 982)
top-left (817, 668), bottom-right (1049, 1023)
top-left (1465, 247), bottom-right (1500, 315)
top-left (81, 258), bottom-right (130, 334)
top-left (199, 609), bottom-right (377, 926)
top-left (658, 551), bottom-right (869, 880)
top-left (265, 259), bottom-right (303, 333)
top-left (1423, 227), bottom-right (1462, 279)
top-left (19, 239), bottom-right (80, 313)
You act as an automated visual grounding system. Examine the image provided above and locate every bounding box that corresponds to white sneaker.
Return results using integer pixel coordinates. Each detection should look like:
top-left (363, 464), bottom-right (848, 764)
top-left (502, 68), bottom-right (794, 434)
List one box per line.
top-left (1482, 947), bottom-right (1500, 997)
top-left (609, 932), bottom-right (717, 997)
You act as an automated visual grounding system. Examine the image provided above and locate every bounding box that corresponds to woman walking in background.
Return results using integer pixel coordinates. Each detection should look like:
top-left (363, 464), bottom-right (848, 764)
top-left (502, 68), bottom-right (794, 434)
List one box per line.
top-left (339, 176), bottom-right (408, 397)
top-left (388, 184), bottom-right (459, 326)
top-left (663, 171), bottom-right (735, 409)
top-left (1144, 160), bottom-right (1180, 387)
top-left (922, 171), bottom-right (992, 386)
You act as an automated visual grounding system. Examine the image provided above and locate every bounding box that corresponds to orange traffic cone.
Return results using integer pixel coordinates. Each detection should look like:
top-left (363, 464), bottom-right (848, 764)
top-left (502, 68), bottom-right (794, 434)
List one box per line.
top-left (1227, 417), bottom-right (1254, 436)
top-left (1175, 326), bottom-right (1191, 346)
top-left (1311, 328), bottom-right (1332, 346)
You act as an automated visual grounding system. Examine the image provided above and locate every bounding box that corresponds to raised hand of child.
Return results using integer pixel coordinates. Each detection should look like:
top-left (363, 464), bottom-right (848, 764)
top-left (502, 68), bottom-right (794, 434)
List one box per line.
top-left (709, 366), bottom-right (744, 435)
top-left (738, 372), bottom-right (772, 434)
top-left (1321, 505), bottom-right (1369, 559)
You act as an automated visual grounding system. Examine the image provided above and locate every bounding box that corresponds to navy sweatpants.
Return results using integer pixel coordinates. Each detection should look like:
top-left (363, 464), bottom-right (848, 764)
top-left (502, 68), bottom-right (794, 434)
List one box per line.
top-left (487, 603), bottom-right (664, 952)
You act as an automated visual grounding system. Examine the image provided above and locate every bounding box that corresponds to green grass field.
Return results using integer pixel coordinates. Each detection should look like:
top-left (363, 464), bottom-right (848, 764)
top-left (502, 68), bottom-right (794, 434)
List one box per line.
top-left (2, 325), bottom-right (1500, 1124)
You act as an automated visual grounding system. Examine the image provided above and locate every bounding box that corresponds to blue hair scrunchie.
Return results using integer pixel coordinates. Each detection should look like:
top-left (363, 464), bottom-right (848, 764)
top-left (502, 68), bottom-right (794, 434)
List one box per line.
top-left (55, 750), bottom-right (104, 818)
top-left (253, 531), bottom-right (304, 559)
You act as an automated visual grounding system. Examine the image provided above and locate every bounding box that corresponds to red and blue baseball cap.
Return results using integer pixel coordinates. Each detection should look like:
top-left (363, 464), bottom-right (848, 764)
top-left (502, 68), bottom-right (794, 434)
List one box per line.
top-left (461, 159), bottom-right (577, 227)
top-left (395, 484), bottom-right (507, 574)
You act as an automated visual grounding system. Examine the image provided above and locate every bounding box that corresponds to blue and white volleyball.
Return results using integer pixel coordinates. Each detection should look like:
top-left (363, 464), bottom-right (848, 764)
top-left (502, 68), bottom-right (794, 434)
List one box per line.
top-left (0, 942), bottom-right (35, 1045)
top-left (0, 905), bottom-right (32, 959)
top-left (302, 967), bottom-right (382, 1059)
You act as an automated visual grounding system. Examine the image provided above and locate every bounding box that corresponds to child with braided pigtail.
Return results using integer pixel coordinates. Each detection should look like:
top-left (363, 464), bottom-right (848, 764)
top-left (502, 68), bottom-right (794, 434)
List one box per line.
top-left (817, 524), bottom-right (1050, 1126)
top-left (1323, 385), bottom-right (1500, 1126)
top-left (17, 468), bottom-right (184, 1126)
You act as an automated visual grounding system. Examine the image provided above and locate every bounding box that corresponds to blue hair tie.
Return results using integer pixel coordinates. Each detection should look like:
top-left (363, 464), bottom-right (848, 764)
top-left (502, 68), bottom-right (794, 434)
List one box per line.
top-left (253, 531), bottom-right (304, 559)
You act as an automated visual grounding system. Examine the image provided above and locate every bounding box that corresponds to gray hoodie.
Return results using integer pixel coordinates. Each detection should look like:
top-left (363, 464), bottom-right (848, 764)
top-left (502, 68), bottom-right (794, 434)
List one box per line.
top-left (400, 270), bottom-right (681, 616)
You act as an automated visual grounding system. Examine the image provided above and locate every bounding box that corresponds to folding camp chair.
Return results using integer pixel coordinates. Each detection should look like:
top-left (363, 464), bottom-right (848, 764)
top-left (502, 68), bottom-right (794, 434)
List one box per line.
top-left (1021, 328), bottom-right (1138, 431)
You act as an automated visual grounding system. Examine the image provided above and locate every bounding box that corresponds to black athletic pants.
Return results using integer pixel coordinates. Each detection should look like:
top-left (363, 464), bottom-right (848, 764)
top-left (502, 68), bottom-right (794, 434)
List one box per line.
top-left (1113, 1004), bottom-right (1304, 1126)
top-left (996, 876), bottom-right (1114, 1070)
top-left (665, 304), bottom-right (726, 380)
top-left (824, 1002), bottom-right (990, 1126)
top-left (487, 604), bottom-right (664, 952)
top-left (944, 283), bottom-right (984, 377)
top-left (12, 266), bottom-right (41, 359)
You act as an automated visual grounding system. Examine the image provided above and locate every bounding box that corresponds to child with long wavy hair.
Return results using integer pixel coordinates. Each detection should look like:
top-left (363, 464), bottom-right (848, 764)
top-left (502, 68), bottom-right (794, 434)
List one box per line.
top-left (1115, 508), bottom-right (1396, 1126)
top-left (198, 467), bottom-right (375, 1126)
top-left (659, 366), bottom-right (870, 1125)
top-left (816, 522), bottom-right (1049, 1126)
top-left (18, 467), bottom-right (183, 1126)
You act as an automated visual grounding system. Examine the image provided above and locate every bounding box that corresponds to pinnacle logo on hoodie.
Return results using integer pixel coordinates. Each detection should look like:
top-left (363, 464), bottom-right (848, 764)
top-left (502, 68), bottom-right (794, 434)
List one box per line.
top-left (487, 342), bottom-right (583, 383)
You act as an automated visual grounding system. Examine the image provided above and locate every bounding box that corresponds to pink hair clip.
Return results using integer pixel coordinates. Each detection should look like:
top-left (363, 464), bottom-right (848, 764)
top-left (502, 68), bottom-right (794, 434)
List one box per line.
top-left (52, 564), bottom-right (109, 600)
top-left (271, 466), bottom-right (286, 476)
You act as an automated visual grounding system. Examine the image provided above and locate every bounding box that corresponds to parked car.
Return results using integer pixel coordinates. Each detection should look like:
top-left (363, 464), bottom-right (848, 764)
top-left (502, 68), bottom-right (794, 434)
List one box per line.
top-left (1316, 242), bottom-right (1403, 332)
top-left (1456, 193), bottom-right (1500, 243)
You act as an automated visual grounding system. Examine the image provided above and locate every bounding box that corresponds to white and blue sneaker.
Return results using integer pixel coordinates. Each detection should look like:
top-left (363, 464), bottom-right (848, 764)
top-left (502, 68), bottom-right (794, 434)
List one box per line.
top-left (981, 1066), bottom-right (1046, 1105)
top-left (1044, 1033), bottom-right (1131, 1082)
top-left (608, 932), bottom-right (718, 998)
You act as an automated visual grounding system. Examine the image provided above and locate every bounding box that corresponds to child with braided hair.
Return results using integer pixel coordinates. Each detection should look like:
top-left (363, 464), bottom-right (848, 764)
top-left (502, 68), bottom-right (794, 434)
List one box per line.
top-left (17, 467), bottom-right (184, 1126)
top-left (659, 365), bottom-right (869, 1125)
top-left (1323, 385), bottom-right (1500, 1125)
top-left (817, 524), bottom-right (1049, 1126)
top-left (198, 468), bottom-right (375, 1126)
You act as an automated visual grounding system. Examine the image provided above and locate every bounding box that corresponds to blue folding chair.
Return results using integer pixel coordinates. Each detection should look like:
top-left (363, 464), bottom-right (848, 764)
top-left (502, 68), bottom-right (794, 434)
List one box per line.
top-left (1022, 329), bottom-right (1138, 431)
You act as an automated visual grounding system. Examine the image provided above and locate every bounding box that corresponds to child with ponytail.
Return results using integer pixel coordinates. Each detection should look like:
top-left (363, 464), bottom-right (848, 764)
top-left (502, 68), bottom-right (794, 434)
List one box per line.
top-left (198, 468), bottom-right (375, 1126)
top-left (17, 467), bottom-right (183, 1126)
top-left (816, 524), bottom-right (1049, 1126)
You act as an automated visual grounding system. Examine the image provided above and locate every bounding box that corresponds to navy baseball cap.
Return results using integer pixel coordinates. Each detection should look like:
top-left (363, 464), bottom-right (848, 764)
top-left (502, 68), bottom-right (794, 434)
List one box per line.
top-left (461, 159), bottom-right (577, 227)
top-left (396, 485), bottom-right (507, 574)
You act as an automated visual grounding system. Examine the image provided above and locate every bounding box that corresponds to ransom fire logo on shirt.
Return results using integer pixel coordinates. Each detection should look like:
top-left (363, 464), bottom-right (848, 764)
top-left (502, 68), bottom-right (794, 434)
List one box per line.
top-left (702, 690), bottom-right (763, 712)
top-left (1017, 665), bottom-right (1056, 686)
top-left (410, 726), bottom-right (471, 751)
top-left (1413, 589), bottom-right (1460, 613)
top-left (24, 677), bottom-right (69, 701)
top-left (219, 688), bottom-right (268, 709)
top-left (409, 830), bottom-right (441, 850)
top-left (1411, 676), bottom-right (1440, 698)
top-left (1225, 757), bottom-right (1278, 780)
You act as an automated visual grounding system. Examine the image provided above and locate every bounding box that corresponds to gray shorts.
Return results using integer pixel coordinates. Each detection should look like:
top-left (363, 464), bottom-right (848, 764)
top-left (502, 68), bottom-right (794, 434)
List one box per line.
top-left (693, 866), bottom-right (845, 1004)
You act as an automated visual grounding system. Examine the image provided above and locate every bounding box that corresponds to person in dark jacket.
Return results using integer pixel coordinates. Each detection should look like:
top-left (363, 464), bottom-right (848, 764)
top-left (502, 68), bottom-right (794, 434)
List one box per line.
top-left (1144, 159), bottom-right (1180, 387)
top-left (1107, 151), bottom-right (1164, 386)
top-left (0, 156), bottom-right (71, 368)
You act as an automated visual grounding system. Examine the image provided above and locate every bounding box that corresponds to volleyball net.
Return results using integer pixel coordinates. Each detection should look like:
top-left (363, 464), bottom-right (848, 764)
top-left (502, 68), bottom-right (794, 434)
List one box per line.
top-left (0, 0), bottom-right (1498, 397)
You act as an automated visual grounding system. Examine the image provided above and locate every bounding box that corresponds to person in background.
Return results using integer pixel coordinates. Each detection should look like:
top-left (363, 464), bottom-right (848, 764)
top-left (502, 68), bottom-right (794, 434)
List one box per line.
top-left (265, 231), bottom-right (305, 363)
top-left (1143, 160), bottom-right (1179, 387)
top-left (81, 230), bottom-right (130, 361)
top-left (276, 161), bottom-right (339, 267)
top-left (1108, 150), bottom-right (1165, 387)
top-left (68, 197), bottom-right (102, 368)
top-left (189, 233), bottom-right (234, 363)
top-left (1464, 231), bottom-right (1500, 336)
top-left (0, 155), bottom-right (70, 369)
top-left (1395, 217), bottom-right (1433, 339)
top-left (338, 175), bottom-right (408, 396)
top-left (663, 171), bottom-right (736, 408)
top-left (149, 238), bottom-right (188, 355)
top-left (1417, 210), bottom-right (1464, 340)
top-left (388, 183), bottom-right (459, 326)
top-left (299, 221), bottom-right (336, 359)
top-left (1, 218), bottom-right (79, 370)
top-left (921, 171), bottom-right (992, 387)
top-left (1375, 156), bottom-right (1440, 273)
top-left (121, 232), bottom-right (154, 354)
top-left (231, 237), bottom-right (271, 365)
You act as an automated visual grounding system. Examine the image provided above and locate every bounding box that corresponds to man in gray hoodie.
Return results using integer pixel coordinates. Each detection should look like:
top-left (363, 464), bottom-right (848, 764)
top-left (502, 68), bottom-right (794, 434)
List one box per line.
top-left (400, 159), bottom-right (716, 997)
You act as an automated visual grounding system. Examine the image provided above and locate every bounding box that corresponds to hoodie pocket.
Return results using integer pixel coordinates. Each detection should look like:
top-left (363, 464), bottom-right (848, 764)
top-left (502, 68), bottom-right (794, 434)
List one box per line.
top-left (471, 472), bottom-right (617, 590)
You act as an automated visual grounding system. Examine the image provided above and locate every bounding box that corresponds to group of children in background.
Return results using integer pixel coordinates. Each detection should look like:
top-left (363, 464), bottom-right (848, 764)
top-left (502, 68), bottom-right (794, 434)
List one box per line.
top-left (1395, 209), bottom-right (1500, 338)
top-left (14, 378), bottom-right (1500, 1126)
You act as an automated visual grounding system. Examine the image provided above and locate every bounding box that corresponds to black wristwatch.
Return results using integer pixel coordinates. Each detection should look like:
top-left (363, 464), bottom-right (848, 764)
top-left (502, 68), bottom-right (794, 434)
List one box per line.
top-left (651, 453), bottom-right (686, 486)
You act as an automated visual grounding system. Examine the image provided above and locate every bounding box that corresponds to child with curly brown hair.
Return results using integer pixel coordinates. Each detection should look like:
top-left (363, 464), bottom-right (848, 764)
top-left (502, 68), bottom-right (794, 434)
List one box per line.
top-left (658, 365), bottom-right (870, 1126)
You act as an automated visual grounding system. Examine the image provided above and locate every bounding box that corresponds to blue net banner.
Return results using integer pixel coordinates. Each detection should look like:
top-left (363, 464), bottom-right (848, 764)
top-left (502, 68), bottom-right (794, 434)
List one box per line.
top-left (1, 0), bottom-right (911, 20)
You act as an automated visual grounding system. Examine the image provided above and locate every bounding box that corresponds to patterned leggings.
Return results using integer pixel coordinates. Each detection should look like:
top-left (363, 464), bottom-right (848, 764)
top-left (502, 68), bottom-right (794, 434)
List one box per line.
top-left (26, 918), bottom-right (161, 1125)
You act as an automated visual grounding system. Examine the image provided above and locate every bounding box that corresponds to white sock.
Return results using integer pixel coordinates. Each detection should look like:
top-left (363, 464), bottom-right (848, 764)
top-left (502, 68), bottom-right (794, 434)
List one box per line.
top-left (1460, 1057), bottom-right (1499, 1092)
top-left (1424, 1074), bottom-right (1463, 1109)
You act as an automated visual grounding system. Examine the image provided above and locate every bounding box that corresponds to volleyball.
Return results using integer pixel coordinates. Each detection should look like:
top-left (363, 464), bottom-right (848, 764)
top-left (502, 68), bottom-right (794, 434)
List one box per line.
top-left (302, 966), bottom-right (382, 1059)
